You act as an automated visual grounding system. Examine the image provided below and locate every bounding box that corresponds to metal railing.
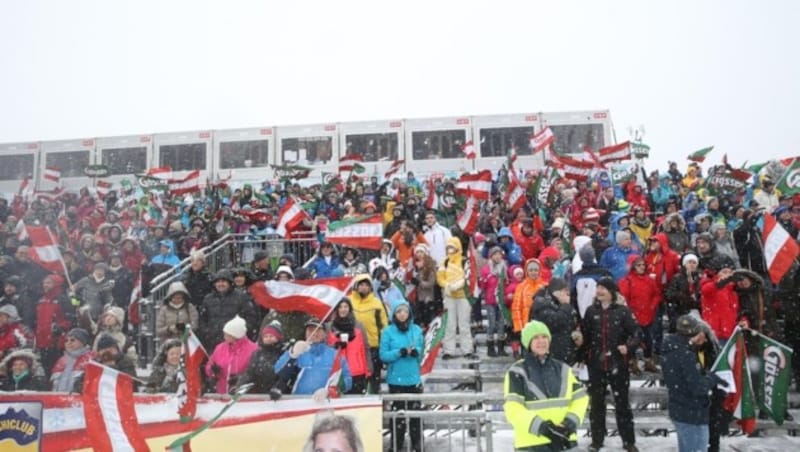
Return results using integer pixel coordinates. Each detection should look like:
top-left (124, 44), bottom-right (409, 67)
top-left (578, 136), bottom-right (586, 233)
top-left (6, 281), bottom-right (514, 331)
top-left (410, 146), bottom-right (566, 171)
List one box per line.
top-left (137, 231), bottom-right (318, 366)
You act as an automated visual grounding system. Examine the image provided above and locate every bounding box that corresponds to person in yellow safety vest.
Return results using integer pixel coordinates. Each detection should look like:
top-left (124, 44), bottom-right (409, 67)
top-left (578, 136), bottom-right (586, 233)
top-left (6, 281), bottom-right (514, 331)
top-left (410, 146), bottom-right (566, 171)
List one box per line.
top-left (504, 320), bottom-right (589, 451)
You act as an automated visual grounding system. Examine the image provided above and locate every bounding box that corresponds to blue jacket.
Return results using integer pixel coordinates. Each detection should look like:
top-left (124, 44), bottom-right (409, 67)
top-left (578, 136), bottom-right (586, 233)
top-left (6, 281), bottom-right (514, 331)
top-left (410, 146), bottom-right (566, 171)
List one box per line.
top-left (599, 245), bottom-right (638, 281)
top-left (379, 302), bottom-right (424, 387)
top-left (661, 334), bottom-right (718, 425)
top-left (310, 254), bottom-right (343, 278)
top-left (496, 227), bottom-right (523, 265)
top-left (274, 341), bottom-right (352, 395)
top-left (150, 239), bottom-right (181, 267)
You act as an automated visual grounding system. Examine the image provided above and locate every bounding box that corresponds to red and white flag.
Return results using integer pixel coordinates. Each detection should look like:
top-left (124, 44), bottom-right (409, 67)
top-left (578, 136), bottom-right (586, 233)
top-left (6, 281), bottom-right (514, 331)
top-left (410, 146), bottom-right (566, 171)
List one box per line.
top-left (384, 159), bottom-right (406, 179)
top-left (96, 179), bottom-right (113, 198)
top-left (598, 141), bottom-right (632, 165)
top-left (25, 224), bottom-right (64, 274)
top-left (14, 220), bottom-right (28, 241)
top-left (551, 154), bottom-right (595, 181)
top-left (127, 272), bottom-right (142, 326)
top-left (81, 362), bottom-right (150, 452)
top-left (275, 197), bottom-right (311, 238)
top-left (249, 277), bottom-right (354, 320)
top-left (326, 348), bottom-right (347, 399)
top-left (325, 215), bottom-right (384, 250)
top-left (461, 141), bottom-right (476, 159)
top-left (44, 167), bottom-right (61, 183)
top-left (338, 154), bottom-right (364, 173)
top-left (456, 196), bottom-right (480, 235)
top-left (146, 166), bottom-right (173, 179)
top-left (456, 170), bottom-right (492, 200)
top-left (169, 170), bottom-right (201, 196)
top-left (467, 239), bottom-right (480, 299)
top-left (425, 180), bottom-right (440, 210)
top-left (33, 187), bottom-right (66, 203)
top-left (178, 328), bottom-right (207, 423)
top-left (18, 176), bottom-right (30, 196)
top-left (530, 127), bottom-right (555, 153)
top-left (763, 214), bottom-right (799, 284)
top-left (504, 169), bottom-right (527, 214)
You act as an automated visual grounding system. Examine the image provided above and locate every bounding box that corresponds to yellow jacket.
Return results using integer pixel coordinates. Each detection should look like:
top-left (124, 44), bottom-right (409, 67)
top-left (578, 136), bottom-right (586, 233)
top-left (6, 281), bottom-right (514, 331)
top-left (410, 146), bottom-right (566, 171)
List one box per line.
top-left (504, 356), bottom-right (589, 449)
top-left (436, 237), bottom-right (466, 299)
top-left (349, 276), bottom-right (389, 348)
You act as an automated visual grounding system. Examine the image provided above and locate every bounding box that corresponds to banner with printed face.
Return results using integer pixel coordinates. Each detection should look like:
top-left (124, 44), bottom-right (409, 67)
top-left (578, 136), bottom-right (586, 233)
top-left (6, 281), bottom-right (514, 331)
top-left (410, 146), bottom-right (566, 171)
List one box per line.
top-left (0, 393), bottom-right (382, 451)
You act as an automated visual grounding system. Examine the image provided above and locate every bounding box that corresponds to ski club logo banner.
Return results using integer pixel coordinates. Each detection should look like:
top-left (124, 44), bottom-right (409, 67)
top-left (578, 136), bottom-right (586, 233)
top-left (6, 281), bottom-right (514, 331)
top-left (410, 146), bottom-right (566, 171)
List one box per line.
top-left (0, 401), bottom-right (43, 450)
top-left (249, 277), bottom-right (354, 320)
top-left (325, 215), bottom-right (383, 250)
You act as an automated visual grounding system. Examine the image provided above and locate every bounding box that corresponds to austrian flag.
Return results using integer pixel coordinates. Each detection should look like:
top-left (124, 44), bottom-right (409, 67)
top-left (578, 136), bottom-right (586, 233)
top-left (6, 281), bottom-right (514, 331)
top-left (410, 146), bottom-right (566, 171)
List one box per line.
top-left (44, 167), bottom-right (61, 183)
top-left (249, 277), bottom-right (354, 320)
top-left (456, 170), bottom-right (492, 200)
top-left (325, 215), bottom-right (384, 250)
top-left (598, 141), bottom-right (632, 165)
top-left (457, 196), bottom-right (480, 235)
top-left (25, 224), bottom-right (64, 274)
top-left (275, 197), bottom-right (311, 238)
top-left (530, 127), bottom-right (555, 153)
top-left (763, 214), bottom-right (799, 284)
top-left (461, 141), bottom-right (476, 159)
top-left (168, 170), bottom-right (201, 196)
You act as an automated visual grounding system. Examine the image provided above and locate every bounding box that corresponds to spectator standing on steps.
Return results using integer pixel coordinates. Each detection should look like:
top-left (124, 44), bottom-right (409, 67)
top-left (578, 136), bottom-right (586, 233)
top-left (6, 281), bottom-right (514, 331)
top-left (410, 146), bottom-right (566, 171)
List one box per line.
top-left (436, 237), bottom-right (476, 360)
top-left (503, 320), bottom-right (588, 451)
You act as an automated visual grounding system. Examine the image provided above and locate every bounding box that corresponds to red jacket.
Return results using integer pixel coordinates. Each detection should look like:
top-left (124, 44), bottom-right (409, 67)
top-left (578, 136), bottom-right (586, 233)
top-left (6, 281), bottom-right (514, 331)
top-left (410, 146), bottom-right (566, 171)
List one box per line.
top-left (511, 227), bottom-right (544, 262)
top-left (701, 278), bottom-right (739, 340)
top-left (645, 233), bottom-right (681, 292)
top-left (619, 272), bottom-right (661, 326)
top-left (327, 326), bottom-right (371, 378)
top-left (0, 321), bottom-right (34, 354)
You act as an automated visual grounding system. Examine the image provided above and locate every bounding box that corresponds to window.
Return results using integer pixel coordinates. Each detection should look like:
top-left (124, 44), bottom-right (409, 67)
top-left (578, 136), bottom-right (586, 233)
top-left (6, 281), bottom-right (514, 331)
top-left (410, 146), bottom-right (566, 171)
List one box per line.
top-left (411, 130), bottom-right (466, 160)
top-left (219, 140), bottom-right (270, 169)
top-left (159, 143), bottom-right (207, 171)
top-left (0, 154), bottom-right (34, 181)
top-left (45, 151), bottom-right (90, 178)
top-left (101, 146), bottom-right (148, 175)
top-left (550, 124), bottom-right (605, 155)
top-left (343, 133), bottom-right (398, 162)
top-left (281, 137), bottom-right (332, 165)
top-left (479, 126), bottom-right (535, 157)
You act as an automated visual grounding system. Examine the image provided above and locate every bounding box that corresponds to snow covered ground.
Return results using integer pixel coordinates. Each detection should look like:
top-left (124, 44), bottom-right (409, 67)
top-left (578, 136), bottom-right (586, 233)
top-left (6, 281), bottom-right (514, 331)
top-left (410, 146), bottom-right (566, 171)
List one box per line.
top-left (429, 428), bottom-right (800, 451)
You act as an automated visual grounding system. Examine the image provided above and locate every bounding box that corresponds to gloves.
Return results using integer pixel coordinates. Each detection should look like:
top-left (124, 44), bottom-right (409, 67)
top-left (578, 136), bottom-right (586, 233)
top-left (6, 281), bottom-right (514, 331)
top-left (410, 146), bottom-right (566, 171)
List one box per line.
top-left (335, 341), bottom-right (347, 350)
top-left (176, 322), bottom-right (186, 332)
top-left (290, 340), bottom-right (311, 358)
top-left (269, 388), bottom-right (283, 401)
top-left (51, 324), bottom-right (63, 336)
top-left (409, 348), bottom-right (419, 358)
top-left (70, 296), bottom-right (81, 307)
top-left (399, 348), bottom-right (408, 357)
top-left (312, 387), bottom-right (328, 403)
top-left (540, 420), bottom-right (571, 450)
top-left (211, 363), bottom-right (222, 377)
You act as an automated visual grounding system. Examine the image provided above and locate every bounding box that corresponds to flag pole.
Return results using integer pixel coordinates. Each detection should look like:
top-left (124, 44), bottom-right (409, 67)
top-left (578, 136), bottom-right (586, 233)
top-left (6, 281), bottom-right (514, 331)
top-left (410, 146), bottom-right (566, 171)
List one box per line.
top-left (45, 225), bottom-right (73, 288)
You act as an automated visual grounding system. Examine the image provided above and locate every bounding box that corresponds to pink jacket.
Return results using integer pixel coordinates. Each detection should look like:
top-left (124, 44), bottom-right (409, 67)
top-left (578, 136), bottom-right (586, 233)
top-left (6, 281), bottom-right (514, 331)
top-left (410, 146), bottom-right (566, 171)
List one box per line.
top-left (205, 337), bottom-right (257, 394)
top-left (479, 264), bottom-right (502, 306)
top-left (503, 265), bottom-right (522, 309)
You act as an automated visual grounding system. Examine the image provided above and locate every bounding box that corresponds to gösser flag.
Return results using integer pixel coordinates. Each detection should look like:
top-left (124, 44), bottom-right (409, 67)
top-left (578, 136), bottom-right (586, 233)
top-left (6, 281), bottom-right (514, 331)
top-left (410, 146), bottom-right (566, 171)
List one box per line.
top-left (762, 214), bottom-right (799, 284)
top-left (249, 277), bottom-right (354, 320)
top-left (758, 333), bottom-right (793, 424)
top-left (325, 215), bottom-right (384, 250)
top-left (81, 362), bottom-right (150, 452)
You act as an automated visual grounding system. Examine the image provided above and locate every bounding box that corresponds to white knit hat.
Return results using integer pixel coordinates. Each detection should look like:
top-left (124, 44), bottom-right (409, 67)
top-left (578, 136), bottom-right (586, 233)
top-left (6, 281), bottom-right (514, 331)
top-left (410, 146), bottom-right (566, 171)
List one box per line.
top-left (223, 315), bottom-right (247, 339)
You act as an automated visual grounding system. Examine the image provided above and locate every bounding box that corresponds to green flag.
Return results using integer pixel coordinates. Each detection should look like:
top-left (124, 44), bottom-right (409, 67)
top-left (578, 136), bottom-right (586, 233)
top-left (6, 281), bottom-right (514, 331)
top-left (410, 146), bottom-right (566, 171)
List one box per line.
top-left (711, 328), bottom-right (757, 433)
top-left (497, 273), bottom-right (511, 324)
top-left (747, 161), bottom-right (769, 174)
top-left (776, 158), bottom-right (800, 196)
top-left (758, 333), bottom-right (793, 424)
top-left (687, 146), bottom-right (714, 162)
top-left (631, 142), bottom-right (650, 159)
top-left (420, 312), bottom-right (447, 375)
top-left (352, 162), bottom-right (366, 174)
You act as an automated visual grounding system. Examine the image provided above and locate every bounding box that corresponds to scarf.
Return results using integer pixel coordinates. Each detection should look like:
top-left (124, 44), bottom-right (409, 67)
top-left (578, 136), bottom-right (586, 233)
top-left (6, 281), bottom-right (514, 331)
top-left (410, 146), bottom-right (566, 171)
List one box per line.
top-left (54, 346), bottom-right (89, 392)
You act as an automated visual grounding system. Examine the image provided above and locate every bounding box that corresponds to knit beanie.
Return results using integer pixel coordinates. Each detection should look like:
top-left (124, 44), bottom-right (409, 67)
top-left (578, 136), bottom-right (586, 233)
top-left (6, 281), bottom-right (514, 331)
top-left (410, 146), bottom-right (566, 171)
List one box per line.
top-left (521, 320), bottom-right (551, 348)
top-left (67, 328), bottom-right (91, 346)
top-left (547, 277), bottom-right (568, 295)
top-left (261, 320), bottom-right (283, 341)
top-left (596, 277), bottom-right (619, 299)
top-left (96, 334), bottom-right (120, 351)
top-left (676, 315), bottom-right (702, 337)
top-left (682, 253), bottom-right (699, 266)
top-left (223, 315), bottom-right (247, 339)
